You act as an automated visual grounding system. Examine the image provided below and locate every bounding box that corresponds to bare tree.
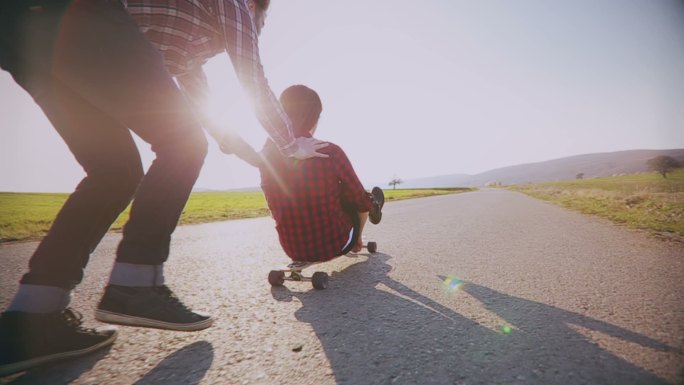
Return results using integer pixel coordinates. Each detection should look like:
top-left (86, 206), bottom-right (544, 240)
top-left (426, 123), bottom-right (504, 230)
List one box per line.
top-left (388, 178), bottom-right (403, 190)
top-left (647, 155), bottom-right (681, 178)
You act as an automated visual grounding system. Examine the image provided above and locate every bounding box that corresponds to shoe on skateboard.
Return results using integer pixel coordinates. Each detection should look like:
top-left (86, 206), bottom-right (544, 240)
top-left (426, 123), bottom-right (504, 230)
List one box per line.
top-left (369, 186), bottom-right (384, 224)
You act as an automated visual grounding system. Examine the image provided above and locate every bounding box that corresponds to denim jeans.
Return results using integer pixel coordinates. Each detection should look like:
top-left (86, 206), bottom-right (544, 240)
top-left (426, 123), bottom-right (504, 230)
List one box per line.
top-left (0, 0), bottom-right (208, 289)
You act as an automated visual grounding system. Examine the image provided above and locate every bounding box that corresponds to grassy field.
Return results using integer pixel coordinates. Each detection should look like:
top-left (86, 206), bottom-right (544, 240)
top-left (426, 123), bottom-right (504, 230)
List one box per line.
top-left (0, 188), bottom-right (473, 243)
top-left (508, 170), bottom-right (684, 239)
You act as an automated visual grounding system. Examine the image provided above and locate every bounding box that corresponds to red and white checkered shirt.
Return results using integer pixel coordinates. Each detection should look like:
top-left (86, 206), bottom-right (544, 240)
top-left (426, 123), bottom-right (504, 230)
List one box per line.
top-left (259, 139), bottom-right (373, 262)
top-left (126, 0), bottom-right (296, 152)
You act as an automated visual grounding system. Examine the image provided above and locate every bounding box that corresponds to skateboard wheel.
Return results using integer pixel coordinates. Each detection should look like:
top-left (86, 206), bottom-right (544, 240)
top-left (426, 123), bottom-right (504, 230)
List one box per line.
top-left (268, 270), bottom-right (285, 287)
top-left (367, 241), bottom-right (377, 253)
top-left (311, 272), bottom-right (329, 290)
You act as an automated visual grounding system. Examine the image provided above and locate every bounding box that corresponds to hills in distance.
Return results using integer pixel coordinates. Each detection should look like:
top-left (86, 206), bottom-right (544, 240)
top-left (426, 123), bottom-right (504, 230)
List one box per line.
top-left (197, 148), bottom-right (684, 192)
top-left (397, 148), bottom-right (684, 188)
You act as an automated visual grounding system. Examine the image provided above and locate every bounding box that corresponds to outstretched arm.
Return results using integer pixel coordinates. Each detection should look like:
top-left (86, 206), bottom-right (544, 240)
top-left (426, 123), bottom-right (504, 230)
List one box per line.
top-left (217, 0), bottom-right (328, 159)
top-left (176, 66), bottom-right (232, 149)
top-left (222, 132), bottom-right (263, 168)
top-left (176, 67), bottom-right (265, 168)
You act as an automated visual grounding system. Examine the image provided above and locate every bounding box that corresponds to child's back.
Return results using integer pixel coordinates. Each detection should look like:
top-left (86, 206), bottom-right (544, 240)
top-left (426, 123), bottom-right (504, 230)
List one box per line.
top-left (226, 84), bottom-right (380, 261)
top-left (259, 139), bottom-right (371, 262)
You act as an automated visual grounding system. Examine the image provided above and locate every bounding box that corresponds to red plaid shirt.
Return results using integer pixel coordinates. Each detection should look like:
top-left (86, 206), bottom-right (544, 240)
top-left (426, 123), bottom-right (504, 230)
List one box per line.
top-left (259, 139), bottom-right (373, 262)
top-left (126, 0), bottom-right (296, 153)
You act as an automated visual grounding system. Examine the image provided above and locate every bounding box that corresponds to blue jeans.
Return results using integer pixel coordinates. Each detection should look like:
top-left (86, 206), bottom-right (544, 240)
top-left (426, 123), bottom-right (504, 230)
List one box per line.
top-left (0, 0), bottom-right (208, 289)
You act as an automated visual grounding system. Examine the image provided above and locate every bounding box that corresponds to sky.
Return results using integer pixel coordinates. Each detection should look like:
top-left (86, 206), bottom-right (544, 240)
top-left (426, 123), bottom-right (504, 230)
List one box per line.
top-left (1, 0), bottom-right (683, 192)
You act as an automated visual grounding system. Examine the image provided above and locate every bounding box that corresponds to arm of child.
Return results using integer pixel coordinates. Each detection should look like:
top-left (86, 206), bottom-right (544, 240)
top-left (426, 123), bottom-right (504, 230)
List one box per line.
top-left (352, 211), bottom-right (369, 252)
top-left (335, 149), bottom-right (373, 213)
top-left (333, 146), bottom-right (374, 251)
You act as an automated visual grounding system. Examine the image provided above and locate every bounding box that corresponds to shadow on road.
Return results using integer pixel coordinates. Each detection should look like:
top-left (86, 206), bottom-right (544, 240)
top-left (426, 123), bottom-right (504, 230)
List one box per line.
top-left (1, 341), bottom-right (214, 385)
top-left (134, 340), bottom-right (214, 385)
top-left (1, 345), bottom-right (113, 385)
top-left (274, 253), bottom-right (673, 385)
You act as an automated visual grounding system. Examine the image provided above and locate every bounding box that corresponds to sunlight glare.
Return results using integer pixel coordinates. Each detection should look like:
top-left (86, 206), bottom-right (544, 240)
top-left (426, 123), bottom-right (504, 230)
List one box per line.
top-left (202, 55), bottom-right (269, 147)
top-left (443, 275), bottom-right (464, 293)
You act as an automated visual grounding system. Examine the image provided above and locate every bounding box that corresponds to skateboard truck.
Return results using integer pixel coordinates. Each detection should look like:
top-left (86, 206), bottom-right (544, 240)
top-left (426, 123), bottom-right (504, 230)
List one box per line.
top-left (268, 242), bottom-right (378, 290)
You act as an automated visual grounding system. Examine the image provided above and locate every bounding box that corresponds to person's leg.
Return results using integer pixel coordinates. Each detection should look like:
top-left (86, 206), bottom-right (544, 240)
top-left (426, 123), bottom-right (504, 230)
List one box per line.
top-left (37, 0), bottom-right (212, 330)
top-left (3, 0), bottom-right (207, 298)
top-left (2, 0), bottom-right (146, 299)
top-left (0, 0), bottom-right (134, 375)
top-left (1, 0), bottom-right (150, 294)
top-left (7, 79), bottom-right (145, 313)
top-left (43, 1), bottom-right (212, 331)
top-left (14, 81), bottom-right (145, 292)
top-left (37, 0), bottom-right (209, 271)
top-left (0, 0), bottom-right (209, 375)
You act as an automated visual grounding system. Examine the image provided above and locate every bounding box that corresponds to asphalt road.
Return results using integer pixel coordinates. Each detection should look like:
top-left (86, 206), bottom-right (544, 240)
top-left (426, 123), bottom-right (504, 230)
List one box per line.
top-left (1, 189), bottom-right (683, 385)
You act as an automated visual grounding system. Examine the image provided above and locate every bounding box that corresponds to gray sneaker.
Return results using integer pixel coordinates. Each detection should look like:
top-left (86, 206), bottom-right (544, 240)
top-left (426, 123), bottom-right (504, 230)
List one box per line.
top-left (95, 285), bottom-right (213, 331)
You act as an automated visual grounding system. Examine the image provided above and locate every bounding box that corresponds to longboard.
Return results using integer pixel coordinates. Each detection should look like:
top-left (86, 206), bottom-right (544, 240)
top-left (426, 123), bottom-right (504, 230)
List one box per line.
top-left (268, 242), bottom-right (377, 290)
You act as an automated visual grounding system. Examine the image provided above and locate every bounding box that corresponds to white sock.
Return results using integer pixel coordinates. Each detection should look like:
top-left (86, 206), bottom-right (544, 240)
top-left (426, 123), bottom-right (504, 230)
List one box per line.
top-left (108, 262), bottom-right (164, 287)
top-left (5, 284), bottom-right (71, 313)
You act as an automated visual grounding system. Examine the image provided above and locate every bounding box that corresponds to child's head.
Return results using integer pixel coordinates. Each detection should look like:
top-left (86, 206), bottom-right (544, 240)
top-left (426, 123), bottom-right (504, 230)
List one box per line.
top-left (279, 85), bottom-right (322, 137)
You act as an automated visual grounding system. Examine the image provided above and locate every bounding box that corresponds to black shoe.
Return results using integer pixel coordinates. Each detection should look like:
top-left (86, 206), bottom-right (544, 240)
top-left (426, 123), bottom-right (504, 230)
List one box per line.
top-left (0, 309), bottom-right (117, 377)
top-left (369, 186), bottom-right (385, 224)
top-left (95, 285), bottom-right (213, 331)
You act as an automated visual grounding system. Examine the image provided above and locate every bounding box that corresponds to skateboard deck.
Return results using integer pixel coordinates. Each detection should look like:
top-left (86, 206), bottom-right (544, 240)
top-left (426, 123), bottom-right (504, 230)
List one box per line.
top-left (268, 242), bottom-right (378, 290)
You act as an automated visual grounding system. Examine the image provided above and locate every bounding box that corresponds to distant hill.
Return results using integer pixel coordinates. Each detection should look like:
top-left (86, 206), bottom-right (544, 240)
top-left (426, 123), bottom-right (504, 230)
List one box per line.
top-left (399, 149), bottom-right (684, 188)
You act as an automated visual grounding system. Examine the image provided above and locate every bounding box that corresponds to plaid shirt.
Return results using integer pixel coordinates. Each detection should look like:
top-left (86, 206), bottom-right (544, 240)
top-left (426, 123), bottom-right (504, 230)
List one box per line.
top-left (259, 139), bottom-right (373, 262)
top-left (126, 0), bottom-right (296, 152)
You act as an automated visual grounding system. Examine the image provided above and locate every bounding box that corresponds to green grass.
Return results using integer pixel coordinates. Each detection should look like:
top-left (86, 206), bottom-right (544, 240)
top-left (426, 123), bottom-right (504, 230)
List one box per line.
top-left (0, 188), bottom-right (474, 243)
top-left (384, 188), bottom-right (475, 201)
top-left (508, 170), bottom-right (684, 238)
top-left (177, 192), bottom-right (271, 224)
top-left (0, 193), bottom-right (73, 242)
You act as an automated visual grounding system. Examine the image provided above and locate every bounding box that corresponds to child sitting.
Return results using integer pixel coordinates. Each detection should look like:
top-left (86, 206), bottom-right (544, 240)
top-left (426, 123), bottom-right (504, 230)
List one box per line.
top-left (226, 84), bottom-right (383, 262)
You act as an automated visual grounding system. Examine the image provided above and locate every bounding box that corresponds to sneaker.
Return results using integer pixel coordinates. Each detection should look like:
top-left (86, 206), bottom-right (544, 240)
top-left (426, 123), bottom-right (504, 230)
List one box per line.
top-left (0, 309), bottom-right (117, 377)
top-left (369, 186), bottom-right (385, 224)
top-left (95, 285), bottom-right (213, 331)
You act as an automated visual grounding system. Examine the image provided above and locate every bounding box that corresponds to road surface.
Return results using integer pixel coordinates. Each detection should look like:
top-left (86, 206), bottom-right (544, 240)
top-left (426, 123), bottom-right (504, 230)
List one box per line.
top-left (1, 189), bottom-right (682, 384)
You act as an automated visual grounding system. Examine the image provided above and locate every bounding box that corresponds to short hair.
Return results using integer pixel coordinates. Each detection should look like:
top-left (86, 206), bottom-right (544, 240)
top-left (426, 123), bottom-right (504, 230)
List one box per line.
top-left (253, 0), bottom-right (270, 11)
top-left (279, 85), bottom-right (322, 137)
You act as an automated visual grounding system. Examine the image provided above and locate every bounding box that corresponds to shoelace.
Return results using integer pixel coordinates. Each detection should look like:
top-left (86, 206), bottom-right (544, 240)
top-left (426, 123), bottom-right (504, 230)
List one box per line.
top-left (155, 286), bottom-right (194, 314)
top-left (61, 308), bottom-right (84, 329)
top-left (60, 308), bottom-right (102, 336)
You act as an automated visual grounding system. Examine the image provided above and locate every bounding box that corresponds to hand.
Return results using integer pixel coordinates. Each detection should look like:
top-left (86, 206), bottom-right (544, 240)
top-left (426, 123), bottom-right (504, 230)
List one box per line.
top-left (289, 137), bottom-right (329, 160)
top-left (352, 238), bottom-right (363, 253)
top-left (218, 130), bottom-right (243, 155)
